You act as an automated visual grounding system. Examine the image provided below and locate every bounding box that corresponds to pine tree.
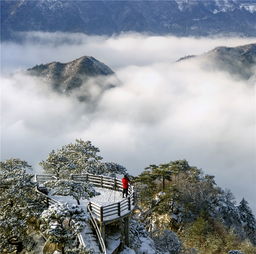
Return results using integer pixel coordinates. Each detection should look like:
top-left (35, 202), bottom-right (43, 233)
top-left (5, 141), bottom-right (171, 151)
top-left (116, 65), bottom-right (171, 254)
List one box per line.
top-left (0, 158), bottom-right (47, 253)
top-left (40, 139), bottom-right (102, 178)
top-left (94, 162), bottom-right (127, 177)
top-left (146, 163), bottom-right (172, 192)
top-left (40, 139), bottom-right (127, 178)
top-left (40, 203), bottom-right (88, 252)
top-left (238, 198), bottom-right (256, 245)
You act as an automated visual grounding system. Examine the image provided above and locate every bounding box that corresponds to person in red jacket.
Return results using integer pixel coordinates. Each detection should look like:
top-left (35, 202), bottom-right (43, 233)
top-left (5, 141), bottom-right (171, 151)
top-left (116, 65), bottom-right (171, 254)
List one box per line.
top-left (122, 174), bottom-right (129, 198)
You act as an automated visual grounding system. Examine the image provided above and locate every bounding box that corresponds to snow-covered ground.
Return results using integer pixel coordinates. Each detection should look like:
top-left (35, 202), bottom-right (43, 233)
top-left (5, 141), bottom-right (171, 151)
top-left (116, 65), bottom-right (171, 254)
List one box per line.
top-left (90, 188), bottom-right (123, 205)
top-left (50, 187), bottom-right (123, 206)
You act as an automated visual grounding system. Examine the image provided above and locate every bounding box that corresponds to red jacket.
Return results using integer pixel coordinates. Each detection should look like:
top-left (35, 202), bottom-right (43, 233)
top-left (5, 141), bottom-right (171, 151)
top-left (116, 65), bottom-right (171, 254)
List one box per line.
top-left (122, 177), bottom-right (129, 189)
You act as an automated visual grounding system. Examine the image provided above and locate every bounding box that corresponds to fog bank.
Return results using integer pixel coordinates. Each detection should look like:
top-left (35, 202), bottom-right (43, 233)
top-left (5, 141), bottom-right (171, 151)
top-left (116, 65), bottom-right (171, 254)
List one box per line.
top-left (1, 33), bottom-right (255, 212)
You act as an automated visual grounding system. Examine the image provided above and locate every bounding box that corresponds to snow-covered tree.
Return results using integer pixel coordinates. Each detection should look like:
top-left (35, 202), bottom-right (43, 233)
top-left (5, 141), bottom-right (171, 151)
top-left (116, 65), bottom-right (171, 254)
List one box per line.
top-left (40, 139), bottom-right (127, 178)
top-left (129, 219), bottom-right (158, 254)
top-left (40, 203), bottom-right (89, 253)
top-left (0, 158), bottom-right (46, 253)
top-left (238, 198), bottom-right (256, 245)
top-left (93, 162), bottom-right (127, 177)
top-left (40, 139), bottom-right (102, 178)
top-left (217, 190), bottom-right (243, 236)
top-left (45, 179), bottom-right (99, 205)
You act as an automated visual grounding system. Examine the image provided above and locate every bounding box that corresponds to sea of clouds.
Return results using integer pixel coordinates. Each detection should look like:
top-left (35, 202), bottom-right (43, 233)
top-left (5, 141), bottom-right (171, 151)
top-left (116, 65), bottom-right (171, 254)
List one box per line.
top-left (1, 32), bottom-right (255, 212)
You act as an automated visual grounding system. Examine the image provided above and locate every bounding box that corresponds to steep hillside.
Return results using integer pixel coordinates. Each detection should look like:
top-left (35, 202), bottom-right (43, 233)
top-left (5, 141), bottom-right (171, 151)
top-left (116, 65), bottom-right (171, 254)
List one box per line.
top-left (1, 0), bottom-right (256, 40)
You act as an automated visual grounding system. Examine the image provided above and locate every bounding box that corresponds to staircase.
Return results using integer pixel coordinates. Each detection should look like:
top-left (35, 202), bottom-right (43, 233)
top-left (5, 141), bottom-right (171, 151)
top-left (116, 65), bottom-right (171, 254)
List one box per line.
top-left (78, 221), bottom-right (102, 253)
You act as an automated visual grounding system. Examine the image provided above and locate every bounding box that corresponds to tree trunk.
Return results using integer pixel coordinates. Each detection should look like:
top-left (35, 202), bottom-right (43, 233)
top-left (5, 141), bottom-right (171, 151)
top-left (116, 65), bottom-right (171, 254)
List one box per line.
top-left (76, 199), bottom-right (80, 205)
top-left (162, 176), bottom-right (165, 191)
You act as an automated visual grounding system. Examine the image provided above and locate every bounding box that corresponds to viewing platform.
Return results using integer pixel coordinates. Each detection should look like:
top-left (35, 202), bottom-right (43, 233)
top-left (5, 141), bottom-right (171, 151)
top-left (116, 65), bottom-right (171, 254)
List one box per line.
top-left (35, 173), bottom-right (136, 254)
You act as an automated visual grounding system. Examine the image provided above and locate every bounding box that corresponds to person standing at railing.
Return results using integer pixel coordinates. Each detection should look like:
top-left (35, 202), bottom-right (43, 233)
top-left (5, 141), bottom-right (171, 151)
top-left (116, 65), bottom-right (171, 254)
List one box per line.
top-left (122, 174), bottom-right (129, 198)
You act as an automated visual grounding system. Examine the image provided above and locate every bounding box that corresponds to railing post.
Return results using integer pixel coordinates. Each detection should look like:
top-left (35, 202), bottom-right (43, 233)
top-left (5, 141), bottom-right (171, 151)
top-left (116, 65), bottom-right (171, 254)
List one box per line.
top-left (118, 202), bottom-right (121, 216)
top-left (128, 197), bottom-right (131, 210)
top-left (88, 202), bottom-right (92, 211)
top-left (132, 192), bottom-right (135, 205)
top-left (124, 216), bottom-right (130, 246)
top-left (86, 173), bottom-right (89, 182)
top-left (100, 206), bottom-right (103, 222)
top-left (101, 176), bottom-right (103, 188)
top-left (114, 178), bottom-right (117, 190)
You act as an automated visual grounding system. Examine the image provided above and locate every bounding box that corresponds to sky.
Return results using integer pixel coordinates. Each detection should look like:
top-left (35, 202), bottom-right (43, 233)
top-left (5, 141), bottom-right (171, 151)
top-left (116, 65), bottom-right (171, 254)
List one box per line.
top-left (1, 32), bottom-right (255, 212)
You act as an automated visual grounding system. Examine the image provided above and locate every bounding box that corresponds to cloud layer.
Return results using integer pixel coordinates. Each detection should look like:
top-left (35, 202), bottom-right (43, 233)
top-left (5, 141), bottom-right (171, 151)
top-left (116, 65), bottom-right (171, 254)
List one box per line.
top-left (1, 33), bottom-right (255, 212)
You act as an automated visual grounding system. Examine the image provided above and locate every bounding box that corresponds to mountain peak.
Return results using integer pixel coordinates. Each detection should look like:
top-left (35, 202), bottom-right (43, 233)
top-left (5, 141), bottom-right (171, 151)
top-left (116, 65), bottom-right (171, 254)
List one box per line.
top-left (28, 56), bottom-right (115, 94)
top-left (27, 55), bottom-right (116, 102)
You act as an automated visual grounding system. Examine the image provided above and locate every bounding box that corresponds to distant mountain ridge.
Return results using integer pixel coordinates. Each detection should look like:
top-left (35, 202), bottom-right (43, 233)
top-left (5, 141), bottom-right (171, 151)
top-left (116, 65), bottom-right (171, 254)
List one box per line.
top-left (179, 43), bottom-right (256, 80)
top-left (206, 43), bottom-right (256, 79)
top-left (28, 56), bottom-right (115, 101)
top-left (1, 0), bottom-right (256, 40)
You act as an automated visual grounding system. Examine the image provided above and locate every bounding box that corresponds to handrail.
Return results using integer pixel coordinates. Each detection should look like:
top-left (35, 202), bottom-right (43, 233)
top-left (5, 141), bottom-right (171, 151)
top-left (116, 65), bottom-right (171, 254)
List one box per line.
top-left (35, 186), bottom-right (61, 205)
top-left (36, 174), bottom-right (135, 222)
top-left (77, 233), bottom-right (86, 248)
top-left (88, 205), bottom-right (107, 254)
top-left (35, 174), bottom-right (58, 184)
top-left (71, 173), bottom-right (123, 191)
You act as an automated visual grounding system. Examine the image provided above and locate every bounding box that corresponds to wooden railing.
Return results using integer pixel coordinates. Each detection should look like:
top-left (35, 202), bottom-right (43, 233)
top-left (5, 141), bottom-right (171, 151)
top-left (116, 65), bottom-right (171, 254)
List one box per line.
top-left (35, 174), bottom-right (57, 184)
top-left (35, 173), bottom-right (135, 222)
top-left (87, 205), bottom-right (107, 254)
top-left (71, 174), bottom-right (135, 222)
top-left (71, 174), bottom-right (123, 191)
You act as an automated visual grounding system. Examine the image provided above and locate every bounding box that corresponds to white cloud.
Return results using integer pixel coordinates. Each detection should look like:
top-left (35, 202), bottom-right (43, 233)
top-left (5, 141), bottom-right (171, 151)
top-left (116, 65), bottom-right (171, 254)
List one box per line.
top-left (0, 33), bottom-right (255, 212)
top-left (2, 32), bottom-right (256, 72)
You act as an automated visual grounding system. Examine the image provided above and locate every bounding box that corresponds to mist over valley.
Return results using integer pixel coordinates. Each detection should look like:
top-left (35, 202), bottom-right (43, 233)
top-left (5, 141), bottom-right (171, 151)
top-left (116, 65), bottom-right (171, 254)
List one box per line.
top-left (1, 33), bottom-right (255, 215)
